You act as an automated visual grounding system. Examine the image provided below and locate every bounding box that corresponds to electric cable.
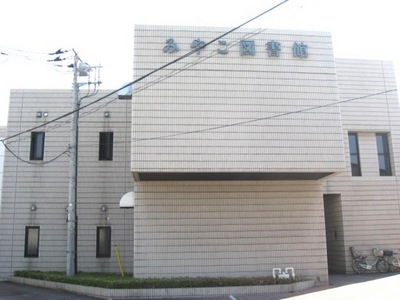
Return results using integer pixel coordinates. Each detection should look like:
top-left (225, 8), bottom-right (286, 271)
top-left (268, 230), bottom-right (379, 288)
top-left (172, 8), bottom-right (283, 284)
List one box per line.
top-left (0, 28), bottom-right (277, 164)
top-left (0, 46), bottom-right (71, 60)
top-left (4, 0), bottom-right (397, 155)
top-left (2, 142), bottom-right (70, 165)
top-left (131, 89), bottom-right (398, 142)
top-left (0, 0), bottom-right (289, 143)
top-left (0, 46), bottom-right (73, 70)
top-left (50, 88), bottom-right (398, 150)
top-left (0, 26), bottom-right (264, 147)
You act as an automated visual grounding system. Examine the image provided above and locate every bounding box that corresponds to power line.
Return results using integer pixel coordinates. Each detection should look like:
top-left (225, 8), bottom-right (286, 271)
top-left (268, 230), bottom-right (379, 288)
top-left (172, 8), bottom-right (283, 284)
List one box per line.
top-left (1, 0), bottom-right (289, 143)
top-left (0, 27), bottom-right (267, 145)
top-left (0, 46), bottom-right (72, 61)
top-left (4, 87), bottom-right (396, 162)
top-left (0, 26), bottom-right (265, 150)
top-left (32, 88), bottom-right (399, 150)
top-left (2, 142), bottom-right (70, 165)
top-left (130, 89), bottom-right (398, 142)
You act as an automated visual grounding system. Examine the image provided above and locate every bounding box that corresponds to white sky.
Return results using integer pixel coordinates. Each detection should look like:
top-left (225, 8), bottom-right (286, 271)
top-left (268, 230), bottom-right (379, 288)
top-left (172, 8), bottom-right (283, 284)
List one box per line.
top-left (1, 0), bottom-right (399, 127)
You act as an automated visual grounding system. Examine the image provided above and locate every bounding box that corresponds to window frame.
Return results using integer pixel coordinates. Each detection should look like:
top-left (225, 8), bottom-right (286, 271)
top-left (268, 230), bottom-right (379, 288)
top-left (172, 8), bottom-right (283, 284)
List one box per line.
top-left (376, 133), bottom-right (392, 176)
top-left (96, 226), bottom-right (111, 258)
top-left (348, 132), bottom-right (361, 176)
top-left (30, 132), bottom-right (45, 161)
top-left (24, 226), bottom-right (40, 258)
top-left (98, 132), bottom-right (114, 161)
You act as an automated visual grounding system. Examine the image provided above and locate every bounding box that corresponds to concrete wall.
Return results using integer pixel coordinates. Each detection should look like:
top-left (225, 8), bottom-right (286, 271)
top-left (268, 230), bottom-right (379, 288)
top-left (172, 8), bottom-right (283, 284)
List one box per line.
top-left (0, 90), bottom-right (133, 278)
top-left (324, 59), bottom-right (400, 273)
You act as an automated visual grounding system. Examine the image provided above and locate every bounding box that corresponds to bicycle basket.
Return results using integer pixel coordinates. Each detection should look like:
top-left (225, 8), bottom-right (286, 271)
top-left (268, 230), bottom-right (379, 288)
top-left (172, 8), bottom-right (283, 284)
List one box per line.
top-left (349, 247), bottom-right (363, 259)
top-left (383, 250), bottom-right (394, 256)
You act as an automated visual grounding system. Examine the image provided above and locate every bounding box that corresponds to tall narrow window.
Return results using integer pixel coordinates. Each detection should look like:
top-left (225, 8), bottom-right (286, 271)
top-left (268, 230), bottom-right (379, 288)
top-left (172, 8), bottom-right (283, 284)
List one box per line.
top-left (376, 133), bottom-right (392, 176)
top-left (348, 132), bottom-right (361, 176)
top-left (99, 132), bottom-right (113, 161)
top-left (24, 226), bottom-right (40, 257)
top-left (30, 132), bottom-right (45, 160)
top-left (96, 226), bottom-right (111, 258)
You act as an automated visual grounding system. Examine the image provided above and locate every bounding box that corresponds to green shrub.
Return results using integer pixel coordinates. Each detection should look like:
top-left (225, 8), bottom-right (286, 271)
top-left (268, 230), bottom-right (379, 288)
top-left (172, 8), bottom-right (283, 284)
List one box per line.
top-left (14, 270), bottom-right (297, 289)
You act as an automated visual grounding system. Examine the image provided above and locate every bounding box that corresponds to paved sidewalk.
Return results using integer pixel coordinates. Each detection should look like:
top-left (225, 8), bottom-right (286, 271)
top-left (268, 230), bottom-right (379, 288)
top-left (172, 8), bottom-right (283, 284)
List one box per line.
top-left (1, 272), bottom-right (399, 299)
top-left (131, 272), bottom-right (400, 300)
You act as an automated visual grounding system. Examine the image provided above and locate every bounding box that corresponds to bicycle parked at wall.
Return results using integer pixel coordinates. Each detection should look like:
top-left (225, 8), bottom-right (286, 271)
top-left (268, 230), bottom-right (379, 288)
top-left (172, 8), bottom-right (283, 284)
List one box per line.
top-left (382, 249), bottom-right (400, 272)
top-left (349, 247), bottom-right (390, 274)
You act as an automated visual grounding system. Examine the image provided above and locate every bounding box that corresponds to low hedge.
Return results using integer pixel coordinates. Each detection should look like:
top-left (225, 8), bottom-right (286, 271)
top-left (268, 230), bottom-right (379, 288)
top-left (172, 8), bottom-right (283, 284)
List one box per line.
top-left (14, 270), bottom-right (297, 289)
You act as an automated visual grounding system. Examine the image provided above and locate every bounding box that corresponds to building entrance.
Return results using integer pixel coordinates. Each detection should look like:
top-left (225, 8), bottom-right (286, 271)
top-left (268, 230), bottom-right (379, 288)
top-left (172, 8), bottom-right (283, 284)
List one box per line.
top-left (324, 194), bottom-right (347, 273)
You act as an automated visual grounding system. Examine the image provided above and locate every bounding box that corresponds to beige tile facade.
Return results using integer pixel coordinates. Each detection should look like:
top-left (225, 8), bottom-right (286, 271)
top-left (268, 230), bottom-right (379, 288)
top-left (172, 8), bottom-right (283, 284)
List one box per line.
top-left (323, 59), bottom-right (400, 273)
top-left (0, 126), bottom-right (6, 208)
top-left (130, 25), bottom-right (346, 283)
top-left (132, 25), bottom-right (345, 179)
top-left (134, 180), bottom-right (329, 282)
top-left (0, 90), bottom-right (134, 277)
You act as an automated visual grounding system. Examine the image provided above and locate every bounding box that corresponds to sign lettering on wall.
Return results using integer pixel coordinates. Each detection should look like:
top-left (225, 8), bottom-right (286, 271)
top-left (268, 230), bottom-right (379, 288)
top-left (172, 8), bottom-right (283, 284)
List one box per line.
top-left (163, 37), bottom-right (309, 58)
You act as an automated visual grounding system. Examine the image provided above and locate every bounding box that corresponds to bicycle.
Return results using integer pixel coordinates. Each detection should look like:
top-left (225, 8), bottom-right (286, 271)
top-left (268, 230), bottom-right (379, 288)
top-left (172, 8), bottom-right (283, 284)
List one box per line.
top-left (349, 247), bottom-right (390, 274)
top-left (382, 249), bottom-right (400, 272)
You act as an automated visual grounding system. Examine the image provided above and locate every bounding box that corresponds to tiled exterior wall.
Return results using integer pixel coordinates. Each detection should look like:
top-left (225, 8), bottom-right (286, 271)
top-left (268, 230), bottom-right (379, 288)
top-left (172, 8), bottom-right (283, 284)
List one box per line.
top-left (129, 25), bottom-right (346, 282)
top-left (0, 126), bottom-right (6, 207)
top-left (132, 25), bottom-right (345, 176)
top-left (134, 180), bottom-right (329, 283)
top-left (324, 59), bottom-right (400, 273)
top-left (0, 90), bottom-right (133, 277)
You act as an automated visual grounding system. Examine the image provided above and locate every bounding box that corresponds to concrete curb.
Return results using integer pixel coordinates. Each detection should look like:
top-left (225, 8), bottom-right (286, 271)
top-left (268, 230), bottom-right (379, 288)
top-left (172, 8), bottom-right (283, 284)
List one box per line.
top-left (11, 276), bottom-right (315, 299)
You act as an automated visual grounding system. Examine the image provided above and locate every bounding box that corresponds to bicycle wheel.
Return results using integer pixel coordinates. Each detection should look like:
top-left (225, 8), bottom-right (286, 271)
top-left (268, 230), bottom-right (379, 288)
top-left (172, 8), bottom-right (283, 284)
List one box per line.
top-left (387, 256), bottom-right (400, 272)
top-left (376, 259), bottom-right (389, 273)
top-left (352, 258), bottom-right (367, 274)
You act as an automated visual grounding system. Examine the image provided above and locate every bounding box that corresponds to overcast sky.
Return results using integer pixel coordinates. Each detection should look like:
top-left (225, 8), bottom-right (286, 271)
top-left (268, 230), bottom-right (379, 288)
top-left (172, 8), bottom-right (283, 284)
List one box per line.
top-left (1, 0), bottom-right (399, 127)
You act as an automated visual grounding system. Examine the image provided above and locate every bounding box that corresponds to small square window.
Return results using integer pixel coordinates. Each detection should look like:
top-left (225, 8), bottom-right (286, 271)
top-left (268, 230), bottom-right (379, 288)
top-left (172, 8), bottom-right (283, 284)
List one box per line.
top-left (30, 132), bottom-right (45, 160)
top-left (96, 226), bottom-right (111, 258)
top-left (24, 226), bottom-right (40, 257)
top-left (99, 132), bottom-right (113, 161)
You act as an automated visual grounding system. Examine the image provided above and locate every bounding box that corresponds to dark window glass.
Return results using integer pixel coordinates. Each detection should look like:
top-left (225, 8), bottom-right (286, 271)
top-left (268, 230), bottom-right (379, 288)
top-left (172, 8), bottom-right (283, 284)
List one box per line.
top-left (376, 133), bottom-right (392, 176)
top-left (96, 226), bottom-right (111, 258)
top-left (348, 132), bottom-right (361, 176)
top-left (24, 226), bottom-right (40, 257)
top-left (30, 132), bottom-right (45, 160)
top-left (99, 132), bottom-right (113, 161)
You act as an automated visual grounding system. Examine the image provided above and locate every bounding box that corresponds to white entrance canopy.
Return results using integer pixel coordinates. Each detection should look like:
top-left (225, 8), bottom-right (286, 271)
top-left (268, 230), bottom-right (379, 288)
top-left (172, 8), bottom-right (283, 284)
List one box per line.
top-left (119, 191), bottom-right (135, 208)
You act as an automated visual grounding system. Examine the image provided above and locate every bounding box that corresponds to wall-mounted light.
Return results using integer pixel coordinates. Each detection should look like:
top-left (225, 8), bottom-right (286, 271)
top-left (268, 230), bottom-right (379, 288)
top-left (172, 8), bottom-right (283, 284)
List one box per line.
top-left (104, 111), bottom-right (110, 118)
top-left (30, 204), bottom-right (37, 212)
top-left (100, 205), bottom-right (108, 212)
top-left (36, 112), bottom-right (49, 118)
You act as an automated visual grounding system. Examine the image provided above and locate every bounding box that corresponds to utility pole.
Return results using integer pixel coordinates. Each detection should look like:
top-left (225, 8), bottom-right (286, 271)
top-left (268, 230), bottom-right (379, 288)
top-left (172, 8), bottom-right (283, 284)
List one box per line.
top-left (66, 52), bottom-right (79, 276)
top-left (66, 51), bottom-right (100, 276)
